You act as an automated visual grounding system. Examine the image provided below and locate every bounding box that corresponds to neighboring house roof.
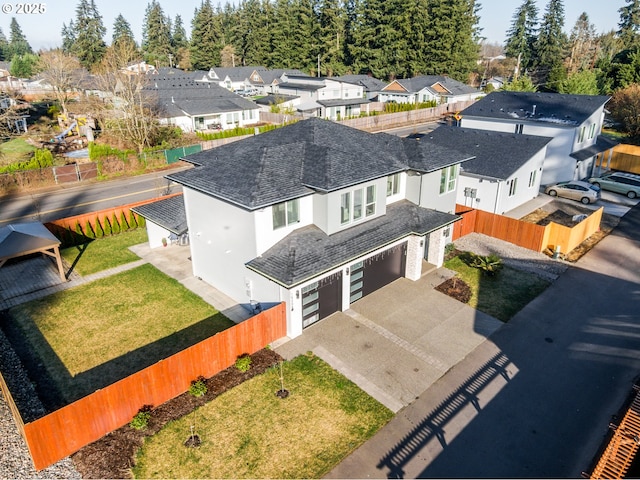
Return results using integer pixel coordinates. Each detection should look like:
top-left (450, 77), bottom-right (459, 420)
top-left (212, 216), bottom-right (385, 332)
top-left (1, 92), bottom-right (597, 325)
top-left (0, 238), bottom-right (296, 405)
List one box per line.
top-left (318, 98), bottom-right (367, 107)
top-left (208, 66), bottom-right (265, 82)
top-left (278, 80), bottom-right (323, 91)
top-left (461, 91), bottom-right (610, 126)
top-left (166, 118), bottom-right (474, 210)
top-left (246, 200), bottom-right (459, 287)
top-left (145, 81), bottom-right (258, 117)
top-left (254, 94), bottom-right (298, 106)
top-left (417, 126), bottom-right (553, 180)
top-left (257, 69), bottom-right (308, 86)
top-left (335, 74), bottom-right (388, 92)
top-left (570, 135), bottom-right (620, 161)
top-left (130, 195), bottom-right (188, 235)
top-left (386, 75), bottom-right (480, 97)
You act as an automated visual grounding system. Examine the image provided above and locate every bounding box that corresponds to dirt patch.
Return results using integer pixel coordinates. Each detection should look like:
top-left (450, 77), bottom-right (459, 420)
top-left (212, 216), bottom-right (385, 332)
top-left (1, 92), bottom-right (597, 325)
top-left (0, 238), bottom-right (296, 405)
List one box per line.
top-left (435, 277), bottom-right (472, 304)
top-left (520, 205), bottom-right (620, 262)
top-left (70, 348), bottom-right (282, 479)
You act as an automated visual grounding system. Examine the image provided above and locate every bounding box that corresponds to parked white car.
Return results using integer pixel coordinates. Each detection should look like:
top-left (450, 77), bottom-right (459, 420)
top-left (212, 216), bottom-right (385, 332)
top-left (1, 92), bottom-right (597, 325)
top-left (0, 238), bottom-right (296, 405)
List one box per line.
top-left (588, 172), bottom-right (640, 199)
top-left (544, 180), bottom-right (601, 204)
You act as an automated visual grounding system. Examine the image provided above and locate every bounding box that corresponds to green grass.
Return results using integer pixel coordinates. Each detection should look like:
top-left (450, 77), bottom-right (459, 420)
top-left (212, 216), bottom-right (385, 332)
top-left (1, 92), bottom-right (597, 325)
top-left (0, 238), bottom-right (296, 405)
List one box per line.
top-left (5, 264), bottom-right (234, 405)
top-left (444, 254), bottom-right (550, 322)
top-left (132, 353), bottom-right (394, 479)
top-left (60, 228), bottom-right (148, 275)
top-left (0, 137), bottom-right (36, 165)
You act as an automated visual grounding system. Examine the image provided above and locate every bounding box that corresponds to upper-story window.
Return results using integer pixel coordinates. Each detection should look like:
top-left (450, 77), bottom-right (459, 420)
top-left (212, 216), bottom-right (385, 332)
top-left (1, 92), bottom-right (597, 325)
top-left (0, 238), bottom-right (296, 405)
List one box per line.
top-left (341, 185), bottom-right (376, 225)
top-left (508, 178), bottom-right (518, 197)
top-left (439, 165), bottom-right (458, 194)
top-left (588, 123), bottom-right (596, 140)
top-left (578, 126), bottom-right (586, 142)
top-left (272, 199), bottom-right (300, 230)
top-left (528, 169), bottom-right (537, 188)
top-left (387, 173), bottom-right (400, 196)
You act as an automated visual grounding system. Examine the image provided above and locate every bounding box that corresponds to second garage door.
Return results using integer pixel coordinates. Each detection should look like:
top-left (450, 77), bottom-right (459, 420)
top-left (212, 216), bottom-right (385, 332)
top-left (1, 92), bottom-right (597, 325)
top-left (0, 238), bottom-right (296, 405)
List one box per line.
top-left (350, 242), bottom-right (407, 303)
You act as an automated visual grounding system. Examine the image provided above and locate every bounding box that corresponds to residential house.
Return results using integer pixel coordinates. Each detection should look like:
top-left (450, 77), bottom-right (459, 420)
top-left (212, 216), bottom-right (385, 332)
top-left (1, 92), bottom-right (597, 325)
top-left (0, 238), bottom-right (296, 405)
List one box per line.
top-left (254, 93), bottom-right (299, 113)
top-left (459, 91), bottom-right (613, 185)
top-left (335, 74), bottom-right (388, 101)
top-left (145, 73), bottom-right (260, 132)
top-left (191, 66), bottom-right (264, 92)
top-left (277, 74), bottom-right (367, 120)
top-left (414, 126), bottom-right (552, 214)
top-left (158, 118), bottom-right (473, 338)
top-left (250, 68), bottom-right (309, 94)
top-left (131, 195), bottom-right (188, 249)
top-left (122, 61), bottom-right (156, 75)
top-left (379, 75), bottom-right (483, 105)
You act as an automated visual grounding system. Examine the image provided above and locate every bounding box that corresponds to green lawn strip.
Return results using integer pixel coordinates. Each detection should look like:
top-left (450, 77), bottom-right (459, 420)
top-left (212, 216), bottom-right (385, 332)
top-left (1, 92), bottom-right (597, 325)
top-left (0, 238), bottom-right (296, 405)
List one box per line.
top-left (61, 228), bottom-right (148, 276)
top-left (132, 353), bottom-right (394, 479)
top-left (444, 255), bottom-right (550, 322)
top-left (6, 264), bottom-right (233, 404)
top-left (0, 138), bottom-right (36, 165)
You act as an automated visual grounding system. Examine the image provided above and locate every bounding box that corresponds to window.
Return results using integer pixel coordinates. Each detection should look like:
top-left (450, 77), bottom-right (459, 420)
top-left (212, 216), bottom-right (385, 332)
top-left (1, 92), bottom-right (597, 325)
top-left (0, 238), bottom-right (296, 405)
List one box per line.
top-left (440, 165), bottom-right (458, 194)
top-left (508, 178), bottom-right (518, 197)
top-left (528, 170), bottom-right (537, 188)
top-left (341, 185), bottom-right (376, 225)
top-left (272, 199), bottom-right (300, 230)
top-left (387, 173), bottom-right (400, 196)
top-left (589, 123), bottom-right (596, 139)
top-left (578, 126), bottom-right (586, 142)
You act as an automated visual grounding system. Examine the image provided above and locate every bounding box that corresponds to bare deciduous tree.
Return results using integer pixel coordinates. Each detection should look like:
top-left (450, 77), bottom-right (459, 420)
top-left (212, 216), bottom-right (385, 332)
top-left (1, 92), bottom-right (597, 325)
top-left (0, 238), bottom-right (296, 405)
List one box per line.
top-left (94, 42), bottom-right (160, 153)
top-left (36, 49), bottom-right (82, 115)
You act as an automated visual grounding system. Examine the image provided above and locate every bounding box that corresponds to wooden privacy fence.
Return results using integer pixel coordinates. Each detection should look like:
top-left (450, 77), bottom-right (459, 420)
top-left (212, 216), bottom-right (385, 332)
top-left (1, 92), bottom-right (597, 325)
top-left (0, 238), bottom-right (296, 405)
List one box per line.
top-left (6, 302), bottom-right (286, 471)
top-left (453, 205), bottom-right (603, 255)
top-left (600, 143), bottom-right (640, 175)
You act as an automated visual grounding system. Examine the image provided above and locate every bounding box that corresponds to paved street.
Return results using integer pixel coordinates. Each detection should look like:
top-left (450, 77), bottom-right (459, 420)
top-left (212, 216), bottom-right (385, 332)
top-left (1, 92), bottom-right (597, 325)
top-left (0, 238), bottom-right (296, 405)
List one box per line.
top-left (327, 203), bottom-right (640, 478)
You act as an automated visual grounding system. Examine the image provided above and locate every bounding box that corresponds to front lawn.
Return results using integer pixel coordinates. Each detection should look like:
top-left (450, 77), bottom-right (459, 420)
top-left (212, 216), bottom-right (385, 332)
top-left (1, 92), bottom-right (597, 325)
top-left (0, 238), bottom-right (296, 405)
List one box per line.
top-left (444, 254), bottom-right (550, 322)
top-left (132, 353), bottom-right (394, 479)
top-left (0, 137), bottom-right (36, 166)
top-left (2, 264), bottom-right (234, 409)
top-left (60, 228), bottom-right (148, 275)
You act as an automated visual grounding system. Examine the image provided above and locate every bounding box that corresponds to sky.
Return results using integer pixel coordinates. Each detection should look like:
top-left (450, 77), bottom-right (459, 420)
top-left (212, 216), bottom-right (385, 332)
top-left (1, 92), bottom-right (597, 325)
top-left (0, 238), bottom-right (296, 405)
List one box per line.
top-left (0, 0), bottom-right (627, 52)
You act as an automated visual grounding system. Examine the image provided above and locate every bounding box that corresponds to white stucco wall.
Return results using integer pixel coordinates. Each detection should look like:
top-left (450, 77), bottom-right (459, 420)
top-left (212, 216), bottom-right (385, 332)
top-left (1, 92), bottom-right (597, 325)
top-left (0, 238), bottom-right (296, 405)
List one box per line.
top-left (145, 221), bottom-right (172, 249)
top-left (324, 177), bottom-right (388, 235)
top-left (254, 195), bottom-right (314, 255)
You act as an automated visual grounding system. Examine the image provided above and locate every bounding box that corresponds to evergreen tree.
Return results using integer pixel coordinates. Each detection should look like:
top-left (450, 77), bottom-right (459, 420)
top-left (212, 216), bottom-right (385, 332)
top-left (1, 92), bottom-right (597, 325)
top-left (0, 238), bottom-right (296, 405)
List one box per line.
top-left (288, 0), bottom-right (318, 71)
top-left (557, 69), bottom-right (599, 94)
top-left (233, 0), bottom-right (273, 67)
top-left (71, 0), bottom-right (107, 69)
top-left (112, 14), bottom-right (138, 51)
top-left (317, 0), bottom-right (347, 76)
top-left (347, 0), bottom-right (394, 78)
top-left (9, 53), bottom-right (37, 77)
top-left (172, 14), bottom-right (188, 51)
top-left (504, 0), bottom-right (538, 75)
top-left (269, 0), bottom-right (297, 68)
top-left (6, 18), bottom-right (32, 59)
top-left (61, 21), bottom-right (76, 54)
top-left (503, 73), bottom-right (537, 91)
top-left (142, 0), bottom-right (173, 67)
top-left (618, 0), bottom-right (640, 48)
top-left (566, 13), bottom-right (598, 74)
top-left (403, 0), bottom-right (431, 77)
top-left (0, 27), bottom-right (8, 61)
top-left (533, 0), bottom-right (568, 87)
top-left (190, 0), bottom-right (222, 69)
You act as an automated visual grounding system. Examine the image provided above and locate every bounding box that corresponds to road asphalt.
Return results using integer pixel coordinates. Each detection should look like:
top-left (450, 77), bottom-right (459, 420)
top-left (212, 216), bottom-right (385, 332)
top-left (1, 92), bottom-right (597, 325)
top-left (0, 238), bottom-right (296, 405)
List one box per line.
top-left (326, 202), bottom-right (640, 478)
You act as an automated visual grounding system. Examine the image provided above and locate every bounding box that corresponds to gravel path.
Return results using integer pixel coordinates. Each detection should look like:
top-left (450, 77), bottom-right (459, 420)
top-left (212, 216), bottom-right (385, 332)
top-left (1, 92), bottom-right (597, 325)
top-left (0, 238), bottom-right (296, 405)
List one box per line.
top-left (0, 328), bottom-right (81, 479)
top-left (453, 233), bottom-right (569, 281)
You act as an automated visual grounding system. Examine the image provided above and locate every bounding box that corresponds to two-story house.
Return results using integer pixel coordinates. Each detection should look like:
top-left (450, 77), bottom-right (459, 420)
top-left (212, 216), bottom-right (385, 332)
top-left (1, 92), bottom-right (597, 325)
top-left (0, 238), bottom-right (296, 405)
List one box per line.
top-left (459, 91), bottom-right (613, 185)
top-left (379, 75), bottom-right (483, 105)
top-left (159, 118), bottom-right (472, 338)
top-left (414, 126), bottom-right (553, 214)
top-left (277, 75), bottom-right (367, 120)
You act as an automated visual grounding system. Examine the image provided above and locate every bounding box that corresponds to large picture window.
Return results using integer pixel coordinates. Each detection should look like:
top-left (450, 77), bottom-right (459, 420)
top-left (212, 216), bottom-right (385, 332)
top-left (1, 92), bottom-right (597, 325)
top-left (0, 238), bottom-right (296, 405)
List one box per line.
top-left (341, 185), bottom-right (376, 225)
top-left (387, 173), bottom-right (400, 196)
top-left (439, 165), bottom-right (458, 194)
top-left (272, 199), bottom-right (300, 230)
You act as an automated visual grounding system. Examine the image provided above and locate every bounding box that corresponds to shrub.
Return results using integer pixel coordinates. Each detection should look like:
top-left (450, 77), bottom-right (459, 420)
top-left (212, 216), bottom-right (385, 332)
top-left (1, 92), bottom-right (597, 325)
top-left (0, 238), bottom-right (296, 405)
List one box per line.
top-left (130, 405), bottom-right (153, 430)
top-left (120, 211), bottom-right (130, 232)
top-left (189, 376), bottom-right (208, 397)
top-left (136, 214), bottom-right (146, 228)
top-left (128, 211), bottom-right (138, 229)
top-left (94, 217), bottom-right (104, 238)
top-left (103, 216), bottom-right (112, 236)
top-left (467, 253), bottom-right (504, 276)
top-left (111, 213), bottom-right (121, 234)
top-left (75, 221), bottom-right (83, 237)
top-left (235, 354), bottom-right (252, 372)
top-left (84, 220), bottom-right (95, 239)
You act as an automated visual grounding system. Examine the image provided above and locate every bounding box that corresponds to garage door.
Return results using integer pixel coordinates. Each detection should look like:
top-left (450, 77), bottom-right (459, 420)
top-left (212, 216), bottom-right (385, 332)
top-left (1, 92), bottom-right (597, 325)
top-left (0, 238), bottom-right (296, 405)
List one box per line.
top-left (302, 272), bottom-right (343, 328)
top-left (350, 242), bottom-right (407, 303)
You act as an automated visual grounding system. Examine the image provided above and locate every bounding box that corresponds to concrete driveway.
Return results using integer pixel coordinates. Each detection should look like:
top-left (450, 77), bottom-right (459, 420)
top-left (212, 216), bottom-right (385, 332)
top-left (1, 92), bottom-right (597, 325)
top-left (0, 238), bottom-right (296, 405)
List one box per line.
top-left (275, 270), bottom-right (503, 412)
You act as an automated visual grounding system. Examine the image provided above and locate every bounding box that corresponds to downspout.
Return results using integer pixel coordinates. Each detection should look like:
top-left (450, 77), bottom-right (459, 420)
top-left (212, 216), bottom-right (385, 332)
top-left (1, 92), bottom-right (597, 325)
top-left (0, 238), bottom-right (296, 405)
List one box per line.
top-left (494, 181), bottom-right (502, 214)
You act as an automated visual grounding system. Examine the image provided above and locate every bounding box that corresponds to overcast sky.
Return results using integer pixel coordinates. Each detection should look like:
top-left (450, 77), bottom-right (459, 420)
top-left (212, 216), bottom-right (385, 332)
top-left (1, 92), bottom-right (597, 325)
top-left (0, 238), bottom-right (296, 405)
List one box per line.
top-left (0, 0), bottom-right (626, 51)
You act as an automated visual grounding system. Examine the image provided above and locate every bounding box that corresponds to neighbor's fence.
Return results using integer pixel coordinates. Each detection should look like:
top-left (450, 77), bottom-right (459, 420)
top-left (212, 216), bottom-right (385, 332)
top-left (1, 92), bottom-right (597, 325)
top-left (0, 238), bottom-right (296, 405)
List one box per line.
top-left (600, 143), bottom-right (640, 175)
top-left (6, 302), bottom-right (286, 471)
top-left (453, 205), bottom-right (603, 254)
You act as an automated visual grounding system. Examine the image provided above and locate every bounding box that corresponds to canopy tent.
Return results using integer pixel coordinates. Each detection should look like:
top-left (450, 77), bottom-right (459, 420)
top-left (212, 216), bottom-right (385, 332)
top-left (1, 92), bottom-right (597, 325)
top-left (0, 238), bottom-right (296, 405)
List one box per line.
top-left (0, 222), bottom-right (66, 282)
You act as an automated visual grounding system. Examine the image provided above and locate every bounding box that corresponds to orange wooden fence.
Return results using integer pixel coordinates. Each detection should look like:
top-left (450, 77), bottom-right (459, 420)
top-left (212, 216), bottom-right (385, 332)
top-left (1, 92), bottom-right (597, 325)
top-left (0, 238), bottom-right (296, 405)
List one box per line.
top-left (12, 302), bottom-right (286, 471)
top-left (453, 205), bottom-right (603, 254)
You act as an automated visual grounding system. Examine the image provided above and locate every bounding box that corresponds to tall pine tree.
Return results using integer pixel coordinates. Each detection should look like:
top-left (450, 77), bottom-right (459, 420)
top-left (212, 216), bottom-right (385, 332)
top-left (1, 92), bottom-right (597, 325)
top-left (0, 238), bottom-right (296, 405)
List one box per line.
top-left (61, 21), bottom-right (76, 54)
top-left (6, 17), bottom-right (32, 59)
top-left (71, 0), bottom-right (107, 69)
top-left (190, 0), bottom-right (222, 69)
top-left (618, 0), bottom-right (640, 49)
top-left (504, 0), bottom-right (538, 75)
top-left (534, 0), bottom-right (568, 89)
top-left (317, 0), bottom-right (347, 76)
top-left (112, 14), bottom-right (138, 51)
top-left (142, 0), bottom-right (173, 67)
top-left (566, 13), bottom-right (597, 74)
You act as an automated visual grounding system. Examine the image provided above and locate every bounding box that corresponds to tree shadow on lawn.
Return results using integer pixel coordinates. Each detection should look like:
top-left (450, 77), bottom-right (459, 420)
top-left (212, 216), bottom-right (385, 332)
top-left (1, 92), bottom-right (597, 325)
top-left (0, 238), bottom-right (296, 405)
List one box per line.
top-left (0, 311), bottom-right (233, 418)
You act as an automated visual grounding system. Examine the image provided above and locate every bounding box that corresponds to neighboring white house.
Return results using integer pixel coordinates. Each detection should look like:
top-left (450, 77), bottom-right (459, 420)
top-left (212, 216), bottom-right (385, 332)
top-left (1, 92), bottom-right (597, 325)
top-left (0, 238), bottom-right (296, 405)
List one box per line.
top-left (145, 73), bottom-right (260, 132)
top-left (276, 75), bottom-right (368, 120)
top-left (459, 91), bottom-right (614, 185)
top-left (415, 126), bottom-right (552, 214)
top-left (147, 118), bottom-right (473, 339)
top-left (335, 74), bottom-right (388, 101)
top-left (379, 75), bottom-right (484, 105)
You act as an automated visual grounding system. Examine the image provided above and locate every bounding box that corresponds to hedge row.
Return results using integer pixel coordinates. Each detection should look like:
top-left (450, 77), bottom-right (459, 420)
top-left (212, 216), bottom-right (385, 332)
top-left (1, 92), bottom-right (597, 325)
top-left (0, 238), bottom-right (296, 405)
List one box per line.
top-left (49, 211), bottom-right (147, 249)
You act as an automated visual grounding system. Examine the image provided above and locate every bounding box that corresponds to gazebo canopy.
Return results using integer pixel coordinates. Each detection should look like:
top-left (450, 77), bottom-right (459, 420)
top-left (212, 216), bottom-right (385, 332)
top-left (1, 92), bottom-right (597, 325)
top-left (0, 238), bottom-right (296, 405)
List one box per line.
top-left (0, 222), bottom-right (66, 282)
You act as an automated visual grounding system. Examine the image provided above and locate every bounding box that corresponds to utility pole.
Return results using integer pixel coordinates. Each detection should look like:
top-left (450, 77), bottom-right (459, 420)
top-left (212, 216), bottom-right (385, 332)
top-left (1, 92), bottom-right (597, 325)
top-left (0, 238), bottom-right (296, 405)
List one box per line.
top-left (317, 54), bottom-right (320, 77)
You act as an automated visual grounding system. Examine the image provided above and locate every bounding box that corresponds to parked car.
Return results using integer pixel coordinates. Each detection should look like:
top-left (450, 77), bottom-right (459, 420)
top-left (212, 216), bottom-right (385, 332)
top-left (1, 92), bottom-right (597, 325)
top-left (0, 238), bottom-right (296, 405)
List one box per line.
top-left (544, 180), bottom-right (601, 204)
top-left (588, 172), bottom-right (640, 199)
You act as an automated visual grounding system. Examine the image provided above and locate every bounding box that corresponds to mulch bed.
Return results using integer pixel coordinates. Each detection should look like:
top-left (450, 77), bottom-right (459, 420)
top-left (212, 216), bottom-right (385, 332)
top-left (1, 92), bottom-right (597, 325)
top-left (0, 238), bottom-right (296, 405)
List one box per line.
top-left (435, 277), bottom-right (472, 304)
top-left (71, 348), bottom-right (283, 479)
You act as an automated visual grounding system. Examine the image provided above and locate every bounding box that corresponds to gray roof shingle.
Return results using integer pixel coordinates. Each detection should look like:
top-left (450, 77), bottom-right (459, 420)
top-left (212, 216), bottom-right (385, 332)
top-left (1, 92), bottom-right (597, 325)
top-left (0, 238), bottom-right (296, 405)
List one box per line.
top-left (416, 126), bottom-right (553, 180)
top-left (461, 91), bottom-right (610, 126)
top-left (130, 195), bottom-right (188, 235)
top-left (391, 75), bottom-right (480, 96)
top-left (245, 200), bottom-right (459, 287)
top-left (167, 118), bottom-right (474, 209)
